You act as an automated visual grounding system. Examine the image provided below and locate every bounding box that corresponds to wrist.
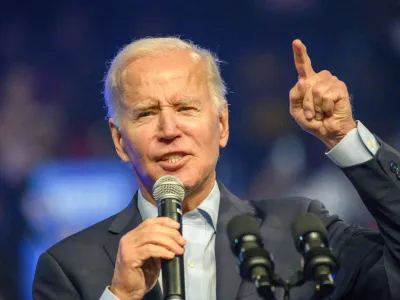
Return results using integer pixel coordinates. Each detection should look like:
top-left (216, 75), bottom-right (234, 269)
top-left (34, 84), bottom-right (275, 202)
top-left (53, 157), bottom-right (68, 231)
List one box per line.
top-left (322, 120), bottom-right (357, 149)
top-left (109, 285), bottom-right (143, 300)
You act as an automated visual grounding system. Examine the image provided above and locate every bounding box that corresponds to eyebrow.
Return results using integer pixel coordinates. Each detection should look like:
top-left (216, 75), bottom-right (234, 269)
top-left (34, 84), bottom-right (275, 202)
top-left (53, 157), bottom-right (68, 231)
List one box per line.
top-left (175, 98), bottom-right (202, 107)
top-left (132, 97), bottom-right (202, 111)
top-left (132, 101), bottom-right (158, 111)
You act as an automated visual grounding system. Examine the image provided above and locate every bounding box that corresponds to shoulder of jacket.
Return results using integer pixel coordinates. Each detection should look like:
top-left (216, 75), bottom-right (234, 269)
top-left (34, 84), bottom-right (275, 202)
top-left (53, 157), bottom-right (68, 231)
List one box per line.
top-left (248, 196), bottom-right (314, 213)
top-left (46, 213), bottom-right (117, 256)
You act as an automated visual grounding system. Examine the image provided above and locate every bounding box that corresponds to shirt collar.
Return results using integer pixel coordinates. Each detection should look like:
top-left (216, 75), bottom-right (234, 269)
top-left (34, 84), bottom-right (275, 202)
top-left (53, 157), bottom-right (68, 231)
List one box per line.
top-left (137, 181), bottom-right (220, 230)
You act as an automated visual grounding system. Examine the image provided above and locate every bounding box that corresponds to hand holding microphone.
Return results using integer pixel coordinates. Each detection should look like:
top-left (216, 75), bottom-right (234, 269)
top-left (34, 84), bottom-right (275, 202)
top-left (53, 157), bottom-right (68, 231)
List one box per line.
top-left (109, 176), bottom-right (186, 300)
top-left (110, 217), bottom-right (185, 300)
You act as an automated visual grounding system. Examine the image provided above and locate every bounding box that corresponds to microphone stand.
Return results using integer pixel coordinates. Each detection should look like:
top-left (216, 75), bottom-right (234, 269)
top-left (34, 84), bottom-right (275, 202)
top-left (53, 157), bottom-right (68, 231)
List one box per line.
top-left (255, 273), bottom-right (290, 300)
top-left (257, 268), bottom-right (334, 300)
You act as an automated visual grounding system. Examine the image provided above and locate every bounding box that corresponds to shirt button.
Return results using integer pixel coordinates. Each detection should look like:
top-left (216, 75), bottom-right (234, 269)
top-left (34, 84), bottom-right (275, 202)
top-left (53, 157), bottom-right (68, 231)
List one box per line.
top-left (188, 261), bottom-right (195, 268)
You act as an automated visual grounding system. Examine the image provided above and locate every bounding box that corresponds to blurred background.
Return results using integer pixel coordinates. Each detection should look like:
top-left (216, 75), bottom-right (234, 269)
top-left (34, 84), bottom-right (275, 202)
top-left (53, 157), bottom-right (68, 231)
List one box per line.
top-left (1, 0), bottom-right (400, 298)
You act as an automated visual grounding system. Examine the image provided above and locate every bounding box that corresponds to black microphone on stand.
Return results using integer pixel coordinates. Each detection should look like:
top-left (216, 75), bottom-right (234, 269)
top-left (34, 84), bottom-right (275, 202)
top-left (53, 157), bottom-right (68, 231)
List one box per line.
top-left (227, 215), bottom-right (276, 300)
top-left (153, 176), bottom-right (186, 300)
top-left (290, 213), bottom-right (339, 298)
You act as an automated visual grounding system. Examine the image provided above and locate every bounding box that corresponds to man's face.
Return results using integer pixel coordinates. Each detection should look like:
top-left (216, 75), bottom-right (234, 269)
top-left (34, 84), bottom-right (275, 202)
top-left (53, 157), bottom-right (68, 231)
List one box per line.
top-left (109, 50), bottom-right (229, 198)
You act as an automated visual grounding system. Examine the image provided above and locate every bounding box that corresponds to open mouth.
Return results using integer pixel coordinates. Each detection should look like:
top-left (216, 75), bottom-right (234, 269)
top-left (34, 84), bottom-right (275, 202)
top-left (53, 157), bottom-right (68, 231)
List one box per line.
top-left (157, 152), bottom-right (190, 170)
top-left (161, 154), bottom-right (186, 164)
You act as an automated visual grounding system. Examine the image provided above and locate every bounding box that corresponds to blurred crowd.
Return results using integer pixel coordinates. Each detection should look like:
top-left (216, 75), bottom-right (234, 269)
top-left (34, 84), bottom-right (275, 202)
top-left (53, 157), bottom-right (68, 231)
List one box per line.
top-left (1, 1), bottom-right (400, 299)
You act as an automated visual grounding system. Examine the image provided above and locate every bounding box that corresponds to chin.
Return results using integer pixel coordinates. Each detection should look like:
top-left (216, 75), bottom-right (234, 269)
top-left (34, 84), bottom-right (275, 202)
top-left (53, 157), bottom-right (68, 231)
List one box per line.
top-left (178, 170), bottom-right (214, 194)
top-left (180, 176), bottom-right (198, 190)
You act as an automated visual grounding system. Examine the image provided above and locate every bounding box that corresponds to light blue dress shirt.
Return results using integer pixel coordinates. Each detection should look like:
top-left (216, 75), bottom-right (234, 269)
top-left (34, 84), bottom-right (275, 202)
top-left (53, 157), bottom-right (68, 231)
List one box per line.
top-left (101, 121), bottom-right (378, 300)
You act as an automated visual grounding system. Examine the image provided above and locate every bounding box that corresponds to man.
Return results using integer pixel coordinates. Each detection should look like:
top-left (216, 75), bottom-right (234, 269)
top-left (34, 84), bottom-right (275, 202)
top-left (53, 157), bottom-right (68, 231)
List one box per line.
top-left (33, 37), bottom-right (400, 300)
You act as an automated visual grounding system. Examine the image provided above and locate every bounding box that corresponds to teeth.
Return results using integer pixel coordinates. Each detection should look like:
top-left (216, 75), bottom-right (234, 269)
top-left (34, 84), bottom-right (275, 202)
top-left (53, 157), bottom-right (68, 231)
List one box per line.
top-left (164, 155), bottom-right (183, 164)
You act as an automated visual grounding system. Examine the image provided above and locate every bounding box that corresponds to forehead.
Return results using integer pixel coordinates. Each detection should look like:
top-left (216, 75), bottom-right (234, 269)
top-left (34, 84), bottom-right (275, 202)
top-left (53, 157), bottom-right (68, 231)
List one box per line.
top-left (122, 50), bottom-right (208, 98)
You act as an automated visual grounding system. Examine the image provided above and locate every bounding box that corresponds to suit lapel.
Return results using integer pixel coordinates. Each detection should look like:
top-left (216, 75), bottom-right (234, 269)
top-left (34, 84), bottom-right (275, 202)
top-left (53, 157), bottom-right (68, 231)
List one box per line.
top-left (104, 192), bottom-right (142, 266)
top-left (216, 182), bottom-right (262, 300)
top-left (103, 192), bottom-right (163, 299)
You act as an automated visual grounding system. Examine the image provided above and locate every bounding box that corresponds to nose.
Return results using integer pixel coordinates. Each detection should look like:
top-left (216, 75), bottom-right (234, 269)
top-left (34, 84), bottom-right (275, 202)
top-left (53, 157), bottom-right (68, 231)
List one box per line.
top-left (157, 109), bottom-right (181, 142)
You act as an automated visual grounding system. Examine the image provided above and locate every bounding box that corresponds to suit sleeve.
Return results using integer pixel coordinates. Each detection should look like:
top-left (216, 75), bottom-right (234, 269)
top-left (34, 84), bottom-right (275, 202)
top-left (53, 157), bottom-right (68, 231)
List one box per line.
top-left (33, 251), bottom-right (81, 300)
top-left (341, 141), bottom-right (400, 298)
top-left (310, 140), bottom-right (400, 299)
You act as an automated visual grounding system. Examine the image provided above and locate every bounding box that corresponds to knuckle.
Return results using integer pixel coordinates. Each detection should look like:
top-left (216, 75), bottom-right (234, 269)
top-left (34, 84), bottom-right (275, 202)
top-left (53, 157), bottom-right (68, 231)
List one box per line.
top-left (321, 70), bottom-right (331, 77)
top-left (148, 231), bottom-right (158, 240)
top-left (159, 217), bottom-right (173, 227)
top-left (119, 250), bottom-right (132, 264)
top-left (159, 216), bottom-right (171, 223)
top-left (312, 85), bottom-right (324, 96)
top-left (144, 217), bottom-right (157, 225)
top-left (118, 234), bottom-right (136, 255)
top-left (289, 88), bottom-right (295, 99)
top-left (117, 243), bottom-right (131, 263)
top-left (119, 235), bottom-right (129, 249)
top-left (322, 90), bottom-right (333, 100)
top-left (321, 98), bottom-right (330, 107)
top-left (173, 233), bottom-right (182, 242)
top-left (152, 217), bottom-right (163, 223)
top-left (150, 224), bottom-right (161, 232)
top-left (302, 79), bottom-right (311, 89)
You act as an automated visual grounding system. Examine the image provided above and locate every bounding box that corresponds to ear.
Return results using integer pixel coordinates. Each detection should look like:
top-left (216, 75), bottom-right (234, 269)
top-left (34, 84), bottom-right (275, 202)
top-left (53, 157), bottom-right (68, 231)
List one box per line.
top-left (218, 103), bottom-right (229, 148)
top-left (109, 118), bottom-right (130, 162)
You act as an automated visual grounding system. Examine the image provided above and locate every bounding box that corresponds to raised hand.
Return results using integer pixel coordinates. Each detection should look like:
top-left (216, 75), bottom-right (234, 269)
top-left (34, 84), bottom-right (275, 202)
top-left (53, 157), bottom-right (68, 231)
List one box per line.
top-left (110, 217), bottom-right (186, 300)
top-left (289, 39), bottom-right (357, 149)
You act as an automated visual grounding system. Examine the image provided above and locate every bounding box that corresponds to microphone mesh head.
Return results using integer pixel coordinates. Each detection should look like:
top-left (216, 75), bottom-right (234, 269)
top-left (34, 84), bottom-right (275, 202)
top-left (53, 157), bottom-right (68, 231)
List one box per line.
top-left (227, 215), bottom-right (262, 243)
top-left (152, 175), bottom-right (185, 203)
top-left (291, 213), bottom-right (328, 251)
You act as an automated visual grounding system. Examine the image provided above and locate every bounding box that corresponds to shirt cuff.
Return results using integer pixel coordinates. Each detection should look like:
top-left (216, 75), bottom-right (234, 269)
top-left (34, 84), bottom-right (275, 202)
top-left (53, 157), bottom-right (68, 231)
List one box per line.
top-left (99, 286), bottom-right (120, 300)
top-left (326, 121), bottom-right (379, 168)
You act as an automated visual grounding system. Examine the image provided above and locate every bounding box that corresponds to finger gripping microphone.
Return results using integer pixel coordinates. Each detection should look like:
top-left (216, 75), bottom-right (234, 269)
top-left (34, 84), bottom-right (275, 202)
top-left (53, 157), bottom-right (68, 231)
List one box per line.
top-left (291, 213), bottom-right (339, 298)
top-left (153, 176), bottom-right (186, 300)
top-left (227, 215), bottom-right (275, 300)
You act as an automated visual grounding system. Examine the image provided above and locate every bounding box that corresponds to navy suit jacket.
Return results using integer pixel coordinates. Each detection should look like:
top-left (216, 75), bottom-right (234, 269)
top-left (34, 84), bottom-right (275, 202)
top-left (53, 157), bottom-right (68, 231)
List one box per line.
top-left (33, 141), bottom-right (400, 299)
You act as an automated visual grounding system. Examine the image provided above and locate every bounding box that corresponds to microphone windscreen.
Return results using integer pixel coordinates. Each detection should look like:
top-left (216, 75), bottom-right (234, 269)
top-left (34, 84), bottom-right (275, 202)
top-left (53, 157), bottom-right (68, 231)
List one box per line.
top-left (227, 215), bottom-right (262, 244)
top-left (290, 213), bottom-right (328, 251)
top-left (152, 175), bottom-right (185, 203)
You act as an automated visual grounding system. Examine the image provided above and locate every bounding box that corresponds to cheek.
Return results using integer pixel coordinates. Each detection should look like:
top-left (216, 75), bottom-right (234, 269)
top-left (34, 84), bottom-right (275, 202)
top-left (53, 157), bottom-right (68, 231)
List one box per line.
top-left (188, 117), bottom-right (221, 154)
top-left (124, 127), bottom-right (153, 163)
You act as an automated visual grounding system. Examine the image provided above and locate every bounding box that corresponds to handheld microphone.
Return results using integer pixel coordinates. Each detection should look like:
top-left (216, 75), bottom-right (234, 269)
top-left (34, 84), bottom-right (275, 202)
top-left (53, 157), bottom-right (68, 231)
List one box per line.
top-left (153, 176), bottom-right (186, 300)
top-left (227, 215), bottom-right (276, 300)
top-left (290, 213), bottom-right (339, 298)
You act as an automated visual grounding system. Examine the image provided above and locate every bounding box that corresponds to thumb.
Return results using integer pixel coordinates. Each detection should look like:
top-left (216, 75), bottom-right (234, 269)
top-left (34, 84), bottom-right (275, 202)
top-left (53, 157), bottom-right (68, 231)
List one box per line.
top-left (144, 258), bottom-right (161, 291)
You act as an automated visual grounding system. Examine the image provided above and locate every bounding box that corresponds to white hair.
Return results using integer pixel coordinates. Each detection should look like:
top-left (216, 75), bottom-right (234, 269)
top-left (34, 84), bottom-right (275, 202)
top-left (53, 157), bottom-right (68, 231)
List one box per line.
top-left (103, 36), bottom-right (227, 124)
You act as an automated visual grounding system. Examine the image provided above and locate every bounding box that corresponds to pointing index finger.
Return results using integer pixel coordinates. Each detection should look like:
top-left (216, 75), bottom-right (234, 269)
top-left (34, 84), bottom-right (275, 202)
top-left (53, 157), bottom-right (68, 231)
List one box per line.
top-left (293, 39), bottom-right (315, 78)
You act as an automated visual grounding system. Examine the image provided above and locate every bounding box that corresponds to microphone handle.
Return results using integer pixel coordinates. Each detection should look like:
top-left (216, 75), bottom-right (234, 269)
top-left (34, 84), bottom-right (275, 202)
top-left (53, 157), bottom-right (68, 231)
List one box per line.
top-left (158, 199), bottom-right (185, 300)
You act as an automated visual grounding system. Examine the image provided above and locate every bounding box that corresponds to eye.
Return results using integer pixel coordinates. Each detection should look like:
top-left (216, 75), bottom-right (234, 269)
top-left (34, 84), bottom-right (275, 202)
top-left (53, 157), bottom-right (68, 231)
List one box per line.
top-left (137, 111), bottom-right (155, 119)
top-left (178, 106), bottom-right (196, 112)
